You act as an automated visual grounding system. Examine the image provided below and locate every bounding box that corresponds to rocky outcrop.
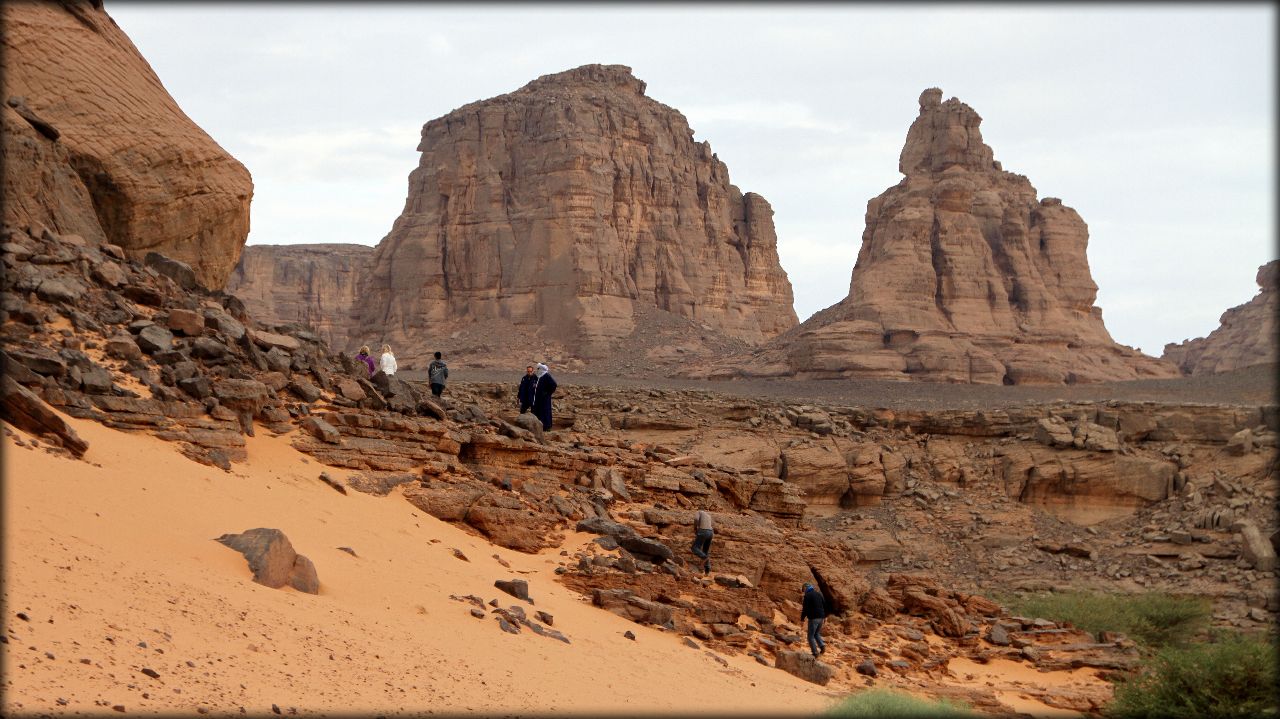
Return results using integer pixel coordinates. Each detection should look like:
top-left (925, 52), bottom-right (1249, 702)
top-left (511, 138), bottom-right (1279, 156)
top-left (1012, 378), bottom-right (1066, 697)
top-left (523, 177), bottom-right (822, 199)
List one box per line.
top-left (695, 88), bottom-right (1177, 385)
top-left (1, 0), bottom-right (252, 289)
top-left (1162, 261), bottom-right (1278, 375)
top-left (357, 64), bottom-right (796, 366)
top-left (225, 244), bottom-right (374, 352)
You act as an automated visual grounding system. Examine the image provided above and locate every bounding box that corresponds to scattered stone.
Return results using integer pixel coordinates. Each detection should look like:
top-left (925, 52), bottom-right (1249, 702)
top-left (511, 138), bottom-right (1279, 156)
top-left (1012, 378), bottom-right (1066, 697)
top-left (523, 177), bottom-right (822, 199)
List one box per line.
top-left (317, 472), bottom-right (347, 495)
top-left (624, 630), bottom-right (636, 641)
top-left (856, 659), bottom-right (878, 677)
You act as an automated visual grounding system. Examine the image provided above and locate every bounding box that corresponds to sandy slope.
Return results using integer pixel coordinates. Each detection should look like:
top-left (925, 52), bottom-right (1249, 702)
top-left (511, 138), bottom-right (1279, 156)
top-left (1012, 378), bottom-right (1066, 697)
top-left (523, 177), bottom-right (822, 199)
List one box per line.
top-left (2, 416), bottom-right (840, 716)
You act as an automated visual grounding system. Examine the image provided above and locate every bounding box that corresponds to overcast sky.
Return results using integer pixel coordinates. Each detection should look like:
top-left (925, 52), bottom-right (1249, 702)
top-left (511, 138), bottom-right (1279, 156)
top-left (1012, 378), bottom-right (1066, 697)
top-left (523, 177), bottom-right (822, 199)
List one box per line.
top-left (109, 3), bottom-right (1275, 356)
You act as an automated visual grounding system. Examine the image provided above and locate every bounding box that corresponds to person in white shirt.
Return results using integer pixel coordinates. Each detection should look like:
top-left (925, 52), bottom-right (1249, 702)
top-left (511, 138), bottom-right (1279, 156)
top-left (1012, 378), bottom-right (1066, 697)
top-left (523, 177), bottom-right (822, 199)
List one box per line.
top-left (379, 344), bottom-right (397, 376)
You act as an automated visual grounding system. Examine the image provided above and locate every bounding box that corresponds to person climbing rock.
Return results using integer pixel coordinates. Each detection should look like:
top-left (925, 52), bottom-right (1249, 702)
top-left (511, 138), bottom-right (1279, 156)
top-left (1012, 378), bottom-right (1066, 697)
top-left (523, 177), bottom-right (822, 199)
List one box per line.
top-left (428, 351), bottom-right (449, 397)
top-left (379, 344), bottom-right (397, 376)
top-left (801, 583), bottom-right (827, 658)
top-left (532, 363), bottom-right (557, 431)
top-left (355, 345), bottom-right (376, 377)
top-left (517, 365), bottom-right (537, 414)
top-left (690, 508), bottom-right (713, 575)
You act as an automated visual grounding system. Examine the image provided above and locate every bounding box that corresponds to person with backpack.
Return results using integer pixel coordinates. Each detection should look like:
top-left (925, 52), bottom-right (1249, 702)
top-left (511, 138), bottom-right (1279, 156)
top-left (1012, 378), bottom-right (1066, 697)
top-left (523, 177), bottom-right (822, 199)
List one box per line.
top-left (801, 583), bottom-right (827, 659)
top-left (690, 508), bottom-right (713, 575)
top-left (532, 363), bottom-right (556, 431)
top-left (517, 365), bottom-right (537, 413)
top-left (355, 345), bottom-right (376, 377)
top-left (428, 351), bottom-right (449, 397)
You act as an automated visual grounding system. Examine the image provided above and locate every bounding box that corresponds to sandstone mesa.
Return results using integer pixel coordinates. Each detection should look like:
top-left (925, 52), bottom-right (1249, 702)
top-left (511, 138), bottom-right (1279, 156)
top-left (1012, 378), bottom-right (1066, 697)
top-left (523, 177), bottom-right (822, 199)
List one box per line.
top-left (693, 88), bottom-right (1181, 385)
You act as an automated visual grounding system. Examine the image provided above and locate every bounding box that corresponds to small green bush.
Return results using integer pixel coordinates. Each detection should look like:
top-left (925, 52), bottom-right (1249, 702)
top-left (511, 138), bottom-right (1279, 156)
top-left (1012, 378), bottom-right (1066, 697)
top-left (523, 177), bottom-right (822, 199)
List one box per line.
top-left (1107, 631), bottom-right (1279, 718)
top-left (1000, 590), bottom-right (1210, 648)
top-left (827, 689), bottom-right (974, 717)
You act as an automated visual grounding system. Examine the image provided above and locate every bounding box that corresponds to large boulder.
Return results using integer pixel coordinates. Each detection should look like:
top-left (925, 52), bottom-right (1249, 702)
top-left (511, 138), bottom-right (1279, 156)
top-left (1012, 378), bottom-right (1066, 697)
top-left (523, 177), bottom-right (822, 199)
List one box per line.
top-left (1, 375), bottom-right (89, 456)
top-left (774, 651), bottom-right (835, 686)
top-left (214, 528), bottom-right (319, 594)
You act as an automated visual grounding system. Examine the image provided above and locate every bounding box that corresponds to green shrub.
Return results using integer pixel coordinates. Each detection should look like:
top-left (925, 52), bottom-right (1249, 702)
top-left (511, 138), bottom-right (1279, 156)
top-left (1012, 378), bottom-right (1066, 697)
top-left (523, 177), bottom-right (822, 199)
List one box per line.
top-left (1000, 590), bottom-right (1210, 648)
top-left (827, 689), bottom-right (974, 717)
top-left (1107, 631), bottom-right (1279, 718)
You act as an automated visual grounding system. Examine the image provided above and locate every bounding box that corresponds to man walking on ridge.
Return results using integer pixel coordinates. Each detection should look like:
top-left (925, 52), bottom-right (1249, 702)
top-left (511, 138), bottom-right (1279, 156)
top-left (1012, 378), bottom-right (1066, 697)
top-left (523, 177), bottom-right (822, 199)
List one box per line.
top-left (690, 507), bottom-right (713, 575)
top-left (428, 351), bottom-right (449, 397)
top-left (801, 583), bottom-right (827, 659)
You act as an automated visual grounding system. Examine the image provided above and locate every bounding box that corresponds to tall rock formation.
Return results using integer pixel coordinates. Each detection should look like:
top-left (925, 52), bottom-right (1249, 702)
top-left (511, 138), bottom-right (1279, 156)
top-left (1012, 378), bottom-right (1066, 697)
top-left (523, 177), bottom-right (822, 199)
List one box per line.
top-left (1162, 260), bottom-right (1278, 375)
top-left (1, 0), bottom-right (252, 288)
top-left (226, 244), bottom-right (374, 351)
top-left (356, 64), bottom-right (796, 365)
top-left (695, 88), bottom-right (1178, 385)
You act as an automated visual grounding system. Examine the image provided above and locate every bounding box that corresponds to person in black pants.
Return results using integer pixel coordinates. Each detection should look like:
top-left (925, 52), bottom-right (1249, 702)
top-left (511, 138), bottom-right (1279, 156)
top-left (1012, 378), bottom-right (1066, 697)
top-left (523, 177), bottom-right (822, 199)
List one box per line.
top-left (690, 508), bottom-right (713, 575)
top-left (517, 365), bottom-right (537, 414)
top-left (801, 583), bottom-right (826, 658)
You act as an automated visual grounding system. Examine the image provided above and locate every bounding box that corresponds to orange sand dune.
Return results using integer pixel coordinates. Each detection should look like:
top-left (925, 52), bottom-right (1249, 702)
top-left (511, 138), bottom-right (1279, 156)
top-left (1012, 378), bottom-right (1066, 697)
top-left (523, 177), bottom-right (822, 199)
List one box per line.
top-left (3, 416), bottom-right (841, 715)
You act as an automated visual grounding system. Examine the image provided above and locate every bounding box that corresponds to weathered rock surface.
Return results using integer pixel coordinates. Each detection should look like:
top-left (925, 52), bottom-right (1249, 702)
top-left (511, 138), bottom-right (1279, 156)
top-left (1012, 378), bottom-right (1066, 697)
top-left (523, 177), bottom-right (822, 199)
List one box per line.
top-left (225, 244), bottom-right (373, 352)
top-left (1162, 261), bottom-right (1278, 375)
top-left (694, 88), bottom-right (1178, 385)
top-left (1, 375), bottom-right (89, 456)
top-left (215, 528), bottom-right (319, 594)
top-left (355, 64), bottom-right (796, 366)
top-left (1, 0), bottom-right (252, 288)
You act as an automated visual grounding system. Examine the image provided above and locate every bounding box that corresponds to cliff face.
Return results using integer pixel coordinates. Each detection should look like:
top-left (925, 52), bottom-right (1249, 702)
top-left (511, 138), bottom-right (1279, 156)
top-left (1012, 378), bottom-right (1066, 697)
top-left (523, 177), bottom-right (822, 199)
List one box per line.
top-left (225, 244), bottom-right (374, 352)
top-left (356, 64), bottom-right (797, 364)
top-left (1162, 261), bottom-right (1278, 375)
top-left (1, 0), bottom-right (252, 288)
top-left (695, 88), bottom-right (1178, 385)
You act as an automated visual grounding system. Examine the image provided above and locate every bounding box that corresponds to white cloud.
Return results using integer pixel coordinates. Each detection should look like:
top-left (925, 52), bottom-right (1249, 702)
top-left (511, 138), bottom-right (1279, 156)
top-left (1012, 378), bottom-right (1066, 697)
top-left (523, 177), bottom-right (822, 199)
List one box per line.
top-left (683, 100), bottom-right (849, 133)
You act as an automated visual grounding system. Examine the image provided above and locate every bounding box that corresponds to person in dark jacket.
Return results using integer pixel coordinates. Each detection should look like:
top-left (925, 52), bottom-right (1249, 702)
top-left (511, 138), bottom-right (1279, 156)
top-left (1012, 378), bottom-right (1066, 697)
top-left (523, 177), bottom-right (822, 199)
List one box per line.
top-left (427, 351), bottom-right (449, 397)
top-left (517, 365), bottom-right (537, 414)
top-left (355, 345), bottom-right (376, 377)
top-left (800, 583), bottom-right (827, 658)
top-left (532, 363), bottom-right (557, 431)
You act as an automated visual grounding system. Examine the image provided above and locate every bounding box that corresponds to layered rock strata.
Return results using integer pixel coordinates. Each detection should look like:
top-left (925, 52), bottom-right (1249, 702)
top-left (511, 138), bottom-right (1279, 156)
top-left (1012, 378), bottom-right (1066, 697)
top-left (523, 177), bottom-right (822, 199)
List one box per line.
top-left (4, 224), bottom-right (1274, 697)
top-left (357, 64), bottom-right (796, 365)
top-left (1162, 260), bottom-right (1278, 375)
top-left (1, 0), bottom-right (252, 288)
top-left (696, 88), bottom-right (1177, 384)
top-left (226, 244), bottom-right (374, 353)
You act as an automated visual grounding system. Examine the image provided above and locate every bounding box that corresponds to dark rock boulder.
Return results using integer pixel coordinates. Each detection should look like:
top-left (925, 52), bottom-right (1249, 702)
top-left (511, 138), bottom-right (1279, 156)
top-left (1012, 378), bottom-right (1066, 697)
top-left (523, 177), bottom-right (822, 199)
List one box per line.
top-left (136, 325), bottom-right (174, 354)
top-left (1, 376), bottom-right (89, 456)
top-left (145, 252), bottom-right (200, 291)
top-left (214, 528), bottom-right (319, 594)
top-left (494, 578), bottom-right (531, 603)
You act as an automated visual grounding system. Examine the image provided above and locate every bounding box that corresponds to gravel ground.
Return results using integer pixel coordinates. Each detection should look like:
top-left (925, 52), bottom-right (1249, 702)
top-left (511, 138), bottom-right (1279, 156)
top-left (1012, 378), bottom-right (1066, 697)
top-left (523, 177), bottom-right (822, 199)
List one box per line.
top-left (403, 362), bottom-right (1277, 411)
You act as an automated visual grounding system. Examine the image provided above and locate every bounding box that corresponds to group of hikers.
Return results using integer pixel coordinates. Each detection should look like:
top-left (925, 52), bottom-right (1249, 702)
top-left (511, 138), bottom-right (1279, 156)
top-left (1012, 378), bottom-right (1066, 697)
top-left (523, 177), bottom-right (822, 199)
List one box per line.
top-left (351, 347), bottom-right (821, 656)
top-left (691, 509), bottom-right (827, 660)
top-left (351, 346), bottom-right (558, 431)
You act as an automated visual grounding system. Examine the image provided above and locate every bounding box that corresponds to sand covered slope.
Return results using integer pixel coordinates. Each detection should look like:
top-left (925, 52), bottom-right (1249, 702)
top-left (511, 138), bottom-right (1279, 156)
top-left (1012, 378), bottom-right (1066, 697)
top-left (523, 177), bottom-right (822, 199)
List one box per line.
top-left (2, 415), bottom-right (836, 715)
